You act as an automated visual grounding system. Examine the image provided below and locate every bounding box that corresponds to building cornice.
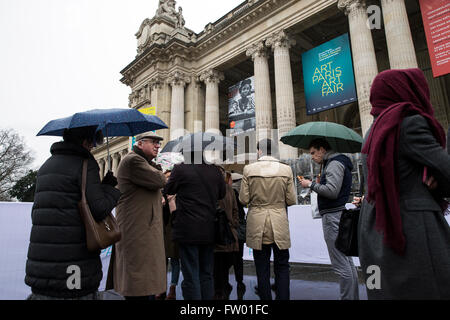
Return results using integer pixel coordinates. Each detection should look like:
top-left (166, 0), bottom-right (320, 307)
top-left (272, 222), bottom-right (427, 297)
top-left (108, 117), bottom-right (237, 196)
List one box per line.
top-left (121, 0), bottom-right (338, 87)
top-left (121, 39), bottom-right (196, 86)
top-left (121, 0), bottom-right (293, 86)
top-left (194, 0), bottom-right (290, 53)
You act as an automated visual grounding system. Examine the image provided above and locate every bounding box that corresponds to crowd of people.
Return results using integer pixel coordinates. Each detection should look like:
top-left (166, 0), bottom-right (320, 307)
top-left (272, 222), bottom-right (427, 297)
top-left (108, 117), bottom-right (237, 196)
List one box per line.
top-left (25, 68), bottom-right (450, 300)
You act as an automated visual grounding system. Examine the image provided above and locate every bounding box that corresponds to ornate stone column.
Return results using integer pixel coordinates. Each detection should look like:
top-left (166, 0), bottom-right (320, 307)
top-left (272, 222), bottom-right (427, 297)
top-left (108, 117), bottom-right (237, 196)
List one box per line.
top-left (150, 76), bottom-right (163, 110)
top-left (338, 0), bottom-right (379, 136)
top-left (111, 153), bottom-right (120, 175)
top-left (105, 156), bottom-right (111, 172)
top-left (192, 78), bottom-right (205, 133)
top-left (200, 69), bottom-right (224, 135)
top-left (150, 76), bottom-right (171, 143)
top-left (246, 41), bottom-right (273, 142)
top-left (381, 0), bottom-right (418, 69)
top-left (168, 71), bottom-right (190, 140)
top-left (266, 30), bottom-right (298, 160)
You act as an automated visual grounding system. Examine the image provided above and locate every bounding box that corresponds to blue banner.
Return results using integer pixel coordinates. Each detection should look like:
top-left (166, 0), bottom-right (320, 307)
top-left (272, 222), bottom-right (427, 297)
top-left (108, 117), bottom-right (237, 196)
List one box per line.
top-left (302, 33), bottom-right (357, 115)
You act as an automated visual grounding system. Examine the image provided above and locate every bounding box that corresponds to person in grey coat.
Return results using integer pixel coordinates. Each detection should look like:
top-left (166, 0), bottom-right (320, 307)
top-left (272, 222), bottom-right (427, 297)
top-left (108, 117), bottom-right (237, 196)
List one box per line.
top-left (359, 68), bottom-right (450, 299)
top-left (299, 138), bottom-right (359, 300)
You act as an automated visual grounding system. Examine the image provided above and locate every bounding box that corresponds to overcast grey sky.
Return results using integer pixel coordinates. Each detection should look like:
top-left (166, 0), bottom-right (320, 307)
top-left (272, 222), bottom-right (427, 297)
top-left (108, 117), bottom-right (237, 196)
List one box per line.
top-left (0, 0), bottom-right (243, 169)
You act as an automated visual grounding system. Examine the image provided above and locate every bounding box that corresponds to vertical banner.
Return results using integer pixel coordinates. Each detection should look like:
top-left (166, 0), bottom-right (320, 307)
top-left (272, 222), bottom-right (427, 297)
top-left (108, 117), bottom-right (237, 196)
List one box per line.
top-left (419, 0), bottom-right (450, 78)
top-left (302, 33), bottom-right (357, 115)
top-left (228, 76), bottom-right (256, 137)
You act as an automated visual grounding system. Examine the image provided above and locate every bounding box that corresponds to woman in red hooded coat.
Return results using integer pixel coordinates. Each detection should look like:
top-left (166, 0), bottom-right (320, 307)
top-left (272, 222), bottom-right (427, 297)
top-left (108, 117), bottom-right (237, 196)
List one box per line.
top-left (359, 68), bottom-right (450, 300)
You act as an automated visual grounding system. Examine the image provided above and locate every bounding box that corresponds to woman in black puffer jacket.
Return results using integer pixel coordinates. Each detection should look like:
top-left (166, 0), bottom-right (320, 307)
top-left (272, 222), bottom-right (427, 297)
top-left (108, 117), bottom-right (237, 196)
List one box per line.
top-left (25, 126), bottom-right (121, 300)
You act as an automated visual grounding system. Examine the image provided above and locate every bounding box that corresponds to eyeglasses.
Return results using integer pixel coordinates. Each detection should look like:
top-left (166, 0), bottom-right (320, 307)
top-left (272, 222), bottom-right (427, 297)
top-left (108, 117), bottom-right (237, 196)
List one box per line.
top-left (141, 139), bottom-right (161, 146)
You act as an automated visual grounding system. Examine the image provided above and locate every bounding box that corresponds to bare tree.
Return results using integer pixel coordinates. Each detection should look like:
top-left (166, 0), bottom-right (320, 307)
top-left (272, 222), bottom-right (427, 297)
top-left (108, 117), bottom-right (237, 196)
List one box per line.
top-left (0, 128), bottom-right (34, 201)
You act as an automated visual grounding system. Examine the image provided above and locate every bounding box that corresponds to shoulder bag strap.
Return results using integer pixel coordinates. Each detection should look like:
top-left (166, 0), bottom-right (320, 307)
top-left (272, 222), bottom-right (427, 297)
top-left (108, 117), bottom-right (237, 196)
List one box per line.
top-left (81, 159), bottom-right (88, 202)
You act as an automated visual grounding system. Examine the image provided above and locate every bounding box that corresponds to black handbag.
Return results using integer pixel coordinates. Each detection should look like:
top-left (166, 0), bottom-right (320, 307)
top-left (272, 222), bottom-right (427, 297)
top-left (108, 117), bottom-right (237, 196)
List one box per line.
top-left (193, 166), bottom-right (235, 246)
top-left (215, 206), bottom-right (235, 246)
top-left (335, 208), bottom-right (360, 257)
top-left (78, 160), bottom-right (121, 251)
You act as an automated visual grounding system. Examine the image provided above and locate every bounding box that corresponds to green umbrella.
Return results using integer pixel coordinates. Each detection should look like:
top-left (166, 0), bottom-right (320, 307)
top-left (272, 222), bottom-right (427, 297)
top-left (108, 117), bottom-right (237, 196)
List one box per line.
top-left (280, 121), bottom-right (363, 153)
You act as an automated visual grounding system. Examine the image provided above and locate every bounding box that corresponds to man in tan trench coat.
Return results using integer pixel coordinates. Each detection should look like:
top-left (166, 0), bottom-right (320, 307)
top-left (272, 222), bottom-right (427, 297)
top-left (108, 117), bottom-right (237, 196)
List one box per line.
top-left (239, 139), bottom-right (296, 300)
top-left (113, 133), bottom-right (167, 300)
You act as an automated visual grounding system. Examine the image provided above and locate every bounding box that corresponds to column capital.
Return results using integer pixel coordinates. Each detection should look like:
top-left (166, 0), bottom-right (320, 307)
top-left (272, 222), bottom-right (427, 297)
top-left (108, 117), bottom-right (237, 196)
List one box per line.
top-left (149, 76), bottom-right (165, 90)
top-left (192, 76), bottom-right (203, 88)
top-left (167, 71), bottom-right (191, 87)
top-left (338, 0), bottom-right (366, 15)
top-left (265, 30), bottom-right (296, 50)
top-left (120, 149), bottom-right (128, 158)
top-left (111, 153), bottom-right (119, 160)
top-left (246, 41), bottom-right (270, 61)
top-left (199, 69), bottom-right (225, 84)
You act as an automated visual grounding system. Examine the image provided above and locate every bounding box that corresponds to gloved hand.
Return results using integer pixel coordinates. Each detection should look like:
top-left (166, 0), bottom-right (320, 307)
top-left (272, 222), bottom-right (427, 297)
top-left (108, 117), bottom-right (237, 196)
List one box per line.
top-left (102, 171), bottom-right (118, 187)
top-left (150, 161), bottom-right (163, 171)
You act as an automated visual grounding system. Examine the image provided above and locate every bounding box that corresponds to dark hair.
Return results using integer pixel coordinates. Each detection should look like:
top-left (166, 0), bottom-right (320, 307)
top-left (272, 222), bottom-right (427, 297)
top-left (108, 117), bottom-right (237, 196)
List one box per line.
top-left (257, 139), bottom-right (274, 156)
top-left (63, 126), bottom-right (103, 146)
top-left (239, 79), bottom-right (252, 95)
top-left (308, 138), bottom-right (331, 151)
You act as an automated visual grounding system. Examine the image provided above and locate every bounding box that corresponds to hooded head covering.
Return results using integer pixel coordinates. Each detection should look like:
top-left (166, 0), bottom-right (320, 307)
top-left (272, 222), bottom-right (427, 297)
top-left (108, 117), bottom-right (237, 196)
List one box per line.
top-left (362, 68), bottom-right (446, 255)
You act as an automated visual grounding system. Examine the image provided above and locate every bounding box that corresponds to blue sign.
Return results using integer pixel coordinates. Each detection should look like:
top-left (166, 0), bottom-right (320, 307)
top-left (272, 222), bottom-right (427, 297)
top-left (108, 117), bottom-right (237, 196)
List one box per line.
top-left (301, 33), bottom-right (357, 115)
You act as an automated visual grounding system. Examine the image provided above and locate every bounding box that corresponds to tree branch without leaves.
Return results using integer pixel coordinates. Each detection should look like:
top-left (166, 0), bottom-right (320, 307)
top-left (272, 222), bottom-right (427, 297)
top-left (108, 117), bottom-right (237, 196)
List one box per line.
top-left (0, 129), bottom-right (33, 201)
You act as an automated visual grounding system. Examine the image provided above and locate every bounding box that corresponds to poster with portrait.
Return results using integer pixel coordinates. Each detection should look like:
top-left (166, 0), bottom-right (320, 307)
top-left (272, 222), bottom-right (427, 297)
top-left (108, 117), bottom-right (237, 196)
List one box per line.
top-left (228, 76), bottom-right (256, 137)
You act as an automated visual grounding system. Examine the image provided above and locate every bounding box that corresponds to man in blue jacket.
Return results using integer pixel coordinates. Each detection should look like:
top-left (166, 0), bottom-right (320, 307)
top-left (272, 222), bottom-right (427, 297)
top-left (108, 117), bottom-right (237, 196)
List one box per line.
top-left (299, 138), bottom-right (359, 300)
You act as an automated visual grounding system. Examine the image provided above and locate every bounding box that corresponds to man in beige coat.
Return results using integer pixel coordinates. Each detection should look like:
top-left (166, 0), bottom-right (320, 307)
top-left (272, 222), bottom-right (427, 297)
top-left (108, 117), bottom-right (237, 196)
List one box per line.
top-left (239, 139), bottom-right (296, 300)
top-left (113, 133), bottom-right (167, 300)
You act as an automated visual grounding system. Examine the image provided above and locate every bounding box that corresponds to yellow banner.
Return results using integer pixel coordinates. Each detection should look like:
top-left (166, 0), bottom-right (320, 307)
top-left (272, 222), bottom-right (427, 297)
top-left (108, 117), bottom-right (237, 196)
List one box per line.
top-left (139, 107), bottom-right (156, 116)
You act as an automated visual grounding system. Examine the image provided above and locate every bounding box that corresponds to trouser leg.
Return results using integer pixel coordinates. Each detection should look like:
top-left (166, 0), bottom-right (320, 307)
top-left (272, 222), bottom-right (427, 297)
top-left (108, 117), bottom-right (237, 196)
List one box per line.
top-left (179, 243), bottom-right (201, 300)
top-left (272, 244), bottom-right (290, 300)
top-left (253, 244), bottom-right (273, 300)
top-left (322, 212), bottom-right (360, 300)
top-left (199, 244), bottom-right (215, 300)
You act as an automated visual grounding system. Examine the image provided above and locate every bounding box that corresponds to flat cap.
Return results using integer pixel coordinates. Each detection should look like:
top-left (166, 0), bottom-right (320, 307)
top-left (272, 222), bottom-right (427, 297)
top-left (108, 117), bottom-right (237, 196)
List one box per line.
top-left (135, 132), bottom-right (164, 141)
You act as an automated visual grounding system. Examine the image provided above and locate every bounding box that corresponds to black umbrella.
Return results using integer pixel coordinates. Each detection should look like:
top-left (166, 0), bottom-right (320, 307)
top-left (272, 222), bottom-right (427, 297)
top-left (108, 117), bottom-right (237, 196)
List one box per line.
top-left (37, 108), bottom-right (168, 170)
top-left (161, 132), bottom-right (236, 153)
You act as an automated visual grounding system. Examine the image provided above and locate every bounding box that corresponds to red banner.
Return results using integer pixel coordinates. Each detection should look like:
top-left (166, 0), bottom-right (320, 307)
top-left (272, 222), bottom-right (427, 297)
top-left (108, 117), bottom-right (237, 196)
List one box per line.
top-left (419, 0), bottom-right (450, 77)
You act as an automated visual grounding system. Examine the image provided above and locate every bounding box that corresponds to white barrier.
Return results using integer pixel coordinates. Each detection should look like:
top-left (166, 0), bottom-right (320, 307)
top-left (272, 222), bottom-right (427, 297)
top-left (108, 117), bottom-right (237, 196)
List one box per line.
top-left (243, 205), bottom-right (338, 265)
top-left (0, 202), bottom-right (111, 300)
top-left (1, 202), bottom-right (449, 300)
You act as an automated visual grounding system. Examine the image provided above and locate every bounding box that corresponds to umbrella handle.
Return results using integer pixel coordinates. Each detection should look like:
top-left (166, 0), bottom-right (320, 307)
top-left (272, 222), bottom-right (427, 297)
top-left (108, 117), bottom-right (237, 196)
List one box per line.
top-left (105, 125), bottom-right (111, 171)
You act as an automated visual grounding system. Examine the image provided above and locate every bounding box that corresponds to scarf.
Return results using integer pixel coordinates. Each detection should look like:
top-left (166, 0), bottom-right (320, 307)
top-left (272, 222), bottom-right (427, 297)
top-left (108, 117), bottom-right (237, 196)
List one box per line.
top-left (132, 145), bottom-right (162, 171)
top-left (361, 68), bottom-right (446, 255)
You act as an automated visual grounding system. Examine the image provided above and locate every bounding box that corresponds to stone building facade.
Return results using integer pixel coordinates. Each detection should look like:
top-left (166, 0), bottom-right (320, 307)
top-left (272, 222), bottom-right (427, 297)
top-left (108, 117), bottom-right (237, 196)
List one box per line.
top-left (92, 0), bottom-right (450, 178)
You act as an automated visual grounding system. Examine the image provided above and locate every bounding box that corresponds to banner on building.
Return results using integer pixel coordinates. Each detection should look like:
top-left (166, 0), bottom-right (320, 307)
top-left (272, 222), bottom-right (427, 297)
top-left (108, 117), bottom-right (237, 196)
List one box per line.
top-left (419, 0), bottom-right (450, 78)
top-left (228, 76), bottom-right (256, 137)
top-left (138, 106), bottom-right (156, 116)
top-left (301, 33), bottom-right (357, 115)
